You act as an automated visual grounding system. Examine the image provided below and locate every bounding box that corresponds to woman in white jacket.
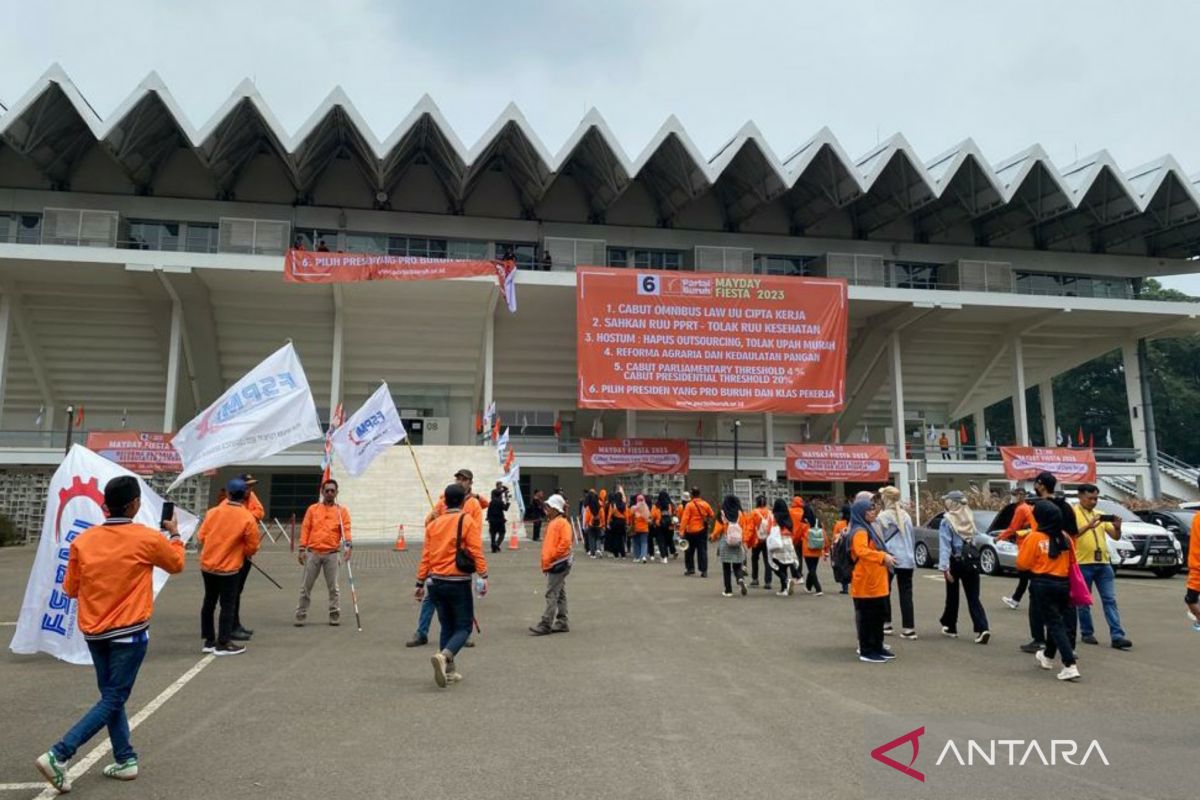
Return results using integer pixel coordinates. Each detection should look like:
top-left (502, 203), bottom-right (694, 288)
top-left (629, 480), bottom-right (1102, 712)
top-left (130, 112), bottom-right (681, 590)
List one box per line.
top-left (767, 499), bottom-right (801, 596)
top-left (876, 486), bottom-right (917, 639)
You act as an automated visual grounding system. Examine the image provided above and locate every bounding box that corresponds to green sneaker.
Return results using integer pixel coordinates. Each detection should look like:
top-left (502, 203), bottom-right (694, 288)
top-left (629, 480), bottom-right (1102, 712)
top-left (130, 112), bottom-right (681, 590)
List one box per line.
top-left (35, 750), bottom-right (71, 793)
top-left (102, 758), bottom-right (138, 781)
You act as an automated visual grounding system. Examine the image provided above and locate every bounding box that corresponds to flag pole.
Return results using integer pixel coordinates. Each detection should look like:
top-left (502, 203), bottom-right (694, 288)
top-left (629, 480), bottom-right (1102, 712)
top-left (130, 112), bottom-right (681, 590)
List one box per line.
top-left (405, 438), bottom-right (435, 509)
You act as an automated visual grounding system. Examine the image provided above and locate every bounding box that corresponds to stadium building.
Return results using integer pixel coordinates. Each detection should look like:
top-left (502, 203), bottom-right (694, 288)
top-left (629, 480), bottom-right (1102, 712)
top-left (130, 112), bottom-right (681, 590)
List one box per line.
top-left (3, 66), bottom-right (1200, 539)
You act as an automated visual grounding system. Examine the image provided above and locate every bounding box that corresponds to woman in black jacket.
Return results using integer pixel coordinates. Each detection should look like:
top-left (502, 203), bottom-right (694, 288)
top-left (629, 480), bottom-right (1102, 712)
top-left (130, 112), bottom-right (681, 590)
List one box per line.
top-left (488, 482), bottom-right (510, 553)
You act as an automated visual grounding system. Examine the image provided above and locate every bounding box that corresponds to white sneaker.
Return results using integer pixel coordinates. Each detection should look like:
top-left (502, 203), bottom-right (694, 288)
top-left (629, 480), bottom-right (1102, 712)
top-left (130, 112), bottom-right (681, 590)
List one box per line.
top-left (102, 758), bottom-right (138, 781)
top-left (1035, 649), bottom-right (1054, 670)
top-left (35, 751), bottom-right (71, 793)
top-left (722, 591), bottom-right (733, 597)
top-left (661, 557), bottom-right (669, 564)
top-left (1002, 596), bottom-right (1020, 610)
top-left (941, 626), bottom-right (958, 639)
top-left (975, 630), bottom-right (991, 645)
top-left (1057, 664), bottom-right (1081, 681)
top-left (775, 589), bottom-right (789, 597)
top-left (431, 653), bottom-right (448, 688)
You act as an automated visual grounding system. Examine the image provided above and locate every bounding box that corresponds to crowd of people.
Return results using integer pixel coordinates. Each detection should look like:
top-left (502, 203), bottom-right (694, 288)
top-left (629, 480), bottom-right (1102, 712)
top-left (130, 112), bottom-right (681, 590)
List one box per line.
top-left (31, 465), bottom-right (1200, 793)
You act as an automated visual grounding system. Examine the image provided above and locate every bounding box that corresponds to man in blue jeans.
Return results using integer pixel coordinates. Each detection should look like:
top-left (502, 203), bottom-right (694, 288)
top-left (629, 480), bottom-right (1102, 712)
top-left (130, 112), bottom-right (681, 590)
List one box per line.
top-left (1071, 484), bottom-right (1133, 650)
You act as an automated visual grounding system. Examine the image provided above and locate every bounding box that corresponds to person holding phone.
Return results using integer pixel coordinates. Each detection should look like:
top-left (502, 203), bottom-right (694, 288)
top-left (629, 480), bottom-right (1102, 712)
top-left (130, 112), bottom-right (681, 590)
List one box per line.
top-left (195, 478), bottom-right (260, 655)
top-left (1071, 484), bottom-right (1132, 650)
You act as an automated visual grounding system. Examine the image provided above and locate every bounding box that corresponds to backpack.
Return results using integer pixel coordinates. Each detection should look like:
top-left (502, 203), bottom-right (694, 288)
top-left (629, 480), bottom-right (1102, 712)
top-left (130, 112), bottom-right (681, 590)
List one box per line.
top-left (831, 529), bottom-right (855, 582)
top-left (725, 520), bottom-right (743, 547)
top-left (806, 525), bottom-right (826, 551)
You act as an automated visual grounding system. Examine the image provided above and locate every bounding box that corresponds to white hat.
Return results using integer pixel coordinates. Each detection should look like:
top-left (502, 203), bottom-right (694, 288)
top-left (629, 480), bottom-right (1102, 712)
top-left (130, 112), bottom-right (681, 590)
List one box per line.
top-left (545, 494), bottom-right (567, 514)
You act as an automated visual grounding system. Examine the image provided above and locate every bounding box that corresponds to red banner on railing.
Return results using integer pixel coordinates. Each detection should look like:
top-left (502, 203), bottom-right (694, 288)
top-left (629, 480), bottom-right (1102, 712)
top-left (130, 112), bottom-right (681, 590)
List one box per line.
top-left (576, 266), bottom-right (848, 414)
top-left (283, 250), bottom-right (517, 311)
top-left (581, 438), bottom-right (690, 476)
top-left (1001, 447), bottom-right (1097, 484)
top-left (86, 431), bottom-right (183, 474)
top-left (785, 443), bottom-right (890, 482)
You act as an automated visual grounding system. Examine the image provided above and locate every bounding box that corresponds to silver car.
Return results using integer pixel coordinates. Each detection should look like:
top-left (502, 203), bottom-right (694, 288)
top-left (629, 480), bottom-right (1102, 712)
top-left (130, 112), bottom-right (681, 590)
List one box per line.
top-left (912, 509), bottom-right (1019, 577)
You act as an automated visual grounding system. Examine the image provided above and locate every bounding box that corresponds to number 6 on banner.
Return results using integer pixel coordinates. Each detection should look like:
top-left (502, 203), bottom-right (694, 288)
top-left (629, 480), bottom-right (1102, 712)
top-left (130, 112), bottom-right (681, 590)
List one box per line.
top-left (638, 274), bottom-right (660, 295)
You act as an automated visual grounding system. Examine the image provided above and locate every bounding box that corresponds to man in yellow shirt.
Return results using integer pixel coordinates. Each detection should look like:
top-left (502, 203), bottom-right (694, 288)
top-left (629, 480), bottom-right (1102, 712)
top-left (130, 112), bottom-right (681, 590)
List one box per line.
top-left (1072, 484), bottom-right (1132, 649)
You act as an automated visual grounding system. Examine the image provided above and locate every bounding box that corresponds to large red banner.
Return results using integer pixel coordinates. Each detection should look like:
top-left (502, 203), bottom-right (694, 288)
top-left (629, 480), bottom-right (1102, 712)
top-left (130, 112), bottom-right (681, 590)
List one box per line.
top-left (785, 444), bottom-right (890, 482)
top-left (576, 267), bottom-right (848, 413)
top-left (1001, 447), bottom-right (1097, 484)
top-left (581, 438), bottom-right (690, 476)
top-left (86, 431), bottom-right (183, 474)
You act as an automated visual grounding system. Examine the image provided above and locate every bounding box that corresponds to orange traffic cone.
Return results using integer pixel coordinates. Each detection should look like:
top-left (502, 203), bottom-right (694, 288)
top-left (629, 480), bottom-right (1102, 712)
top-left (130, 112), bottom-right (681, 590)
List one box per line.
top-left (394, 524), bottom-right (407, 552)
top-left (508, 520), bottom-right (519, 550)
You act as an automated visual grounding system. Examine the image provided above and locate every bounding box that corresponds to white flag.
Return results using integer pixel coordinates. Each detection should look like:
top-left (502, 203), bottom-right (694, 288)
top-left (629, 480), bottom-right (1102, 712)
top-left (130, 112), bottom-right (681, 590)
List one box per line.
top-left (483, 402), bottom-right (497, 428)
top-left (503, 464), bottom-right (525, 517)
top-left (927, 424), bottom-right (937, 442)
top-left (861, 423), bottom-right (870, 443)
top-left (496, 427), bottom-right (510, 456)
top-left (1105, 428), bottom-right (1113, 447)
top-left (169, 343), bottom-right (321, 490)
top-left (985, 429), bottom-right (993, 448)
top-left (591, 416), bottom-right (603, 439)
top-left (1055, 426), bottom-right (1064, 446)
top-left (330, 382), bottom-right (407, 477)
top-left (9, 446), bottom-right (199, 665)
top-left (520, 415), bottom-right (528, 435)
top-left (34, 404), bottom-right (44, 427)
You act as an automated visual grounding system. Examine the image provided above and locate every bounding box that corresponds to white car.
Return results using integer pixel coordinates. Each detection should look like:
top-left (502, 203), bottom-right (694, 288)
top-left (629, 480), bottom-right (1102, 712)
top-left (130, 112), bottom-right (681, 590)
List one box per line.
top-left (1068, 498), bottom-right (1183, 578)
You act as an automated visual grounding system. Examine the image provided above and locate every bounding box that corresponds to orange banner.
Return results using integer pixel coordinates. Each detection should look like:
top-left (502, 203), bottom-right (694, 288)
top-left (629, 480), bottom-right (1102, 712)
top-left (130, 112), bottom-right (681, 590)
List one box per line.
top-left (785, 444), bottom-right (890, 482)
top-left (1001, 447), bottom-right (1097, 484)
top-left (576, 267), bottom-right (848, 413)
top-left (581, 438), bottom-right (690, 476)
top-left (86, 431), bottom-right (183, 474)
top-left (283, 250), bottom-right (518, 310)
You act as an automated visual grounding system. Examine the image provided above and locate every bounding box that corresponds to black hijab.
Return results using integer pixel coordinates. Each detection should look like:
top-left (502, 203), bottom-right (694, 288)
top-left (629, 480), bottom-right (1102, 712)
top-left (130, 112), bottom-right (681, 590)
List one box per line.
top-left (1033, 499), bottom-right (1070, 559)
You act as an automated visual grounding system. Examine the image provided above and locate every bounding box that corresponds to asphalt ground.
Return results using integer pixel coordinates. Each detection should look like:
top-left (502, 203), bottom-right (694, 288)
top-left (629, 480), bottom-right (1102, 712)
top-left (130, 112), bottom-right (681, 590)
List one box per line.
top-left (1, 542), bottom-right (1198, 800)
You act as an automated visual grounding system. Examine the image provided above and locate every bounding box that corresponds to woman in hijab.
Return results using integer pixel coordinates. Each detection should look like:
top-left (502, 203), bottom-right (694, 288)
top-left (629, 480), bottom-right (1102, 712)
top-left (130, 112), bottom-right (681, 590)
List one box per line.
top-left (768, 499), bottom-right (800, 596)
top-left (1017, 500), bottom-right (1080, 681)
top-left (607, 489), bottom-right (628, 559)
top-left (651, 491), bottom-right (675, 565)
top-left (629, 493), bottom-right (652, 563)
top-left (877, 486), bottom-right (917, 639)
top-left (747, 495), bottom-right (772, 590)
top-left (711, 495), bottom-right (752, 597)
top-left (583, 490), bottom-right (604, 559)
top-left (849, 497), bottom-right (894, 662)
top-left (937, 490), bottom-right (990, 644)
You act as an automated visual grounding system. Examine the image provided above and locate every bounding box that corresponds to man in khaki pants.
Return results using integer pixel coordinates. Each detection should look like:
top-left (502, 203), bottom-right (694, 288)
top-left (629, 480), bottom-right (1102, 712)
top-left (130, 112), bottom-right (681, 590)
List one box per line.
top-left (295, 479), bottom-right (352, 626)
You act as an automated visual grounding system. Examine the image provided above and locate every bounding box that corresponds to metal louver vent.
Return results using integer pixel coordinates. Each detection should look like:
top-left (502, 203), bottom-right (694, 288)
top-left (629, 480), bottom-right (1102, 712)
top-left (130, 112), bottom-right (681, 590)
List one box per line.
top-left (42, 208), bottom-right (119, 247)
top-left (218, 217), bottom-right (291, 255)
top-left (544, 237), bottom-right (606, 269)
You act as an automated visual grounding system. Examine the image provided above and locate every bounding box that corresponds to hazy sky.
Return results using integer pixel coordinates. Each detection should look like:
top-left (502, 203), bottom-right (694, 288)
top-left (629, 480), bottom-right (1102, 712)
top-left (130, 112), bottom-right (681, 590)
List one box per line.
top-left (3, 0), bottom-right (1199, 288)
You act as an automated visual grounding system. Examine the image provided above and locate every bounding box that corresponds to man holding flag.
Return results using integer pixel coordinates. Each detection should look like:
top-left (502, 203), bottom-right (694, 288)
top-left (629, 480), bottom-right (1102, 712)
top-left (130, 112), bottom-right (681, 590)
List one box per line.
top-left (294, 480), bottom-right (352, 627)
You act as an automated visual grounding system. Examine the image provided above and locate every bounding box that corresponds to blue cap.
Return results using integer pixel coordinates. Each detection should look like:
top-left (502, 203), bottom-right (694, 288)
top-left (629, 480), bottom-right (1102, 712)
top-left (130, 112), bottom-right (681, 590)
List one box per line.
top-left (226, 477), bottom-right (248, 496)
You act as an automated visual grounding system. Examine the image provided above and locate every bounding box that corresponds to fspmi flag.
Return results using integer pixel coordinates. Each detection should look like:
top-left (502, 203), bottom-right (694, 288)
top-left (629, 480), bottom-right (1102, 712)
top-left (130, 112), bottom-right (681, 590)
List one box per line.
top-left (169, 343), bottom-right (322, 490)
top-left (9, 446), bottom-right (199, 665)
top-left (330, 382), bottom-right (407, 477)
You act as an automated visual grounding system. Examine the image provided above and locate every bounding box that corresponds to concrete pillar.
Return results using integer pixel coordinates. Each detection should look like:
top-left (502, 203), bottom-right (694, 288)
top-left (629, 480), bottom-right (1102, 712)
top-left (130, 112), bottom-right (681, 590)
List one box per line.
top-left (482, 302), bottom-right (495, 420)
top-left (1039, 380), bottom-right (1056, 448)
top-left (764, 412), bottom-right (774, 457)
top-left (972, 409), bottom-right (987, 461)
top-left (1120, 341), bottom-right (1148, 459)
top-left (1011, 336), bottom-right (1030, 446)
top-left (893, 461), bottom-right (911, 502)
top-left (889, 332), bottom-right (906, 460)
top-left (625, 409), bottom-right (636, 437)
top-left (0, 293), bottom-right (10, 428)
top-left (163, 296), bottom-right (182, 433)
top-left (330, 286), bottom-right (344, 417)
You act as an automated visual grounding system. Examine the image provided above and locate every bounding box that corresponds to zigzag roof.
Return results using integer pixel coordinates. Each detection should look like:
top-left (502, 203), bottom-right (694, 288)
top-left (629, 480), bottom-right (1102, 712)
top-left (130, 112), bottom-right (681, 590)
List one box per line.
top-left (3, 64), bottom-right (1200, 256)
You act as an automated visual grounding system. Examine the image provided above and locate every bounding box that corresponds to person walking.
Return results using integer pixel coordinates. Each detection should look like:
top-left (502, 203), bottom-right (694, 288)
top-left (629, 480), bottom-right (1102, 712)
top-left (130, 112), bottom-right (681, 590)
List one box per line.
top-left (849, 497), bottom-right (895, 663)
top-left (1018, 500), bottom-right (1081, 681)
top-left (877, 486), bottom-right (917, 639)
top-left (583, 489), bottom-right (605, 559)
top-left (1186, 506), bottom-right (1200, 631)
top-left (629, 493), bottom-right (652, 563)
top-left (1071, 484), bottom-right (1132, 649)
top-left (196, 478), bottom-right (260, 656)
top-left (937, 490), bottom-right (990, 644)
top-left (680, 488), bottom-right (714, 577)
top-left (651, 491), bottom-right (675, 565)
top-left (767, 499), bottom-right (800, 596)
top-left (832, 505), bottom-right (851, 593)
top-left (530, 494), bottom-right (572, 635)
top-left (938, 431), bottom-right (951, 460)
top-left (607, 489), bottom-right (628, 559)
top-left (527, 489), bottom-right (546, 542)
top-left (228, 473), bottom-right (263, 642)
top-left (747, 495), bottom-right (772, 589)
top-left (294, 479), bottom-right (352, 627)
top-left (786, 496), bottom-right (810, 586)
top-left (711, 495), bottom-right (751, 597)
top-left (34, 476), bottom-right (185, 791)
top-left (487, 482), bottom-right (509, 553)
top-left (1016, 472), bottom-right (1068, 653)
top-left (416, 483), bottom-right (488, 687)
top-left (999, 487), bottom-right (1035, 610)
top-left (799, 498), bottom-right (829, 596)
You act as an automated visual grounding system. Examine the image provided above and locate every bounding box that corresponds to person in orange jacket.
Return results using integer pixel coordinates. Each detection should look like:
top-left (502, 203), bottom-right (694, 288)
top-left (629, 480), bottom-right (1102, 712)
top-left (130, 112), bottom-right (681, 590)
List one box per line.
top-left (294, 479), bottom-right (351, 627)
top-left (1000, 486), bottom-right (1035, 611)
top-left (747, 495), bottom-right (773, 589)
top-left (786, 495), bottom-right (810, 585)
top-left (1017, 500), bottom-right (1080, 681)
top-left (679, 487), bottom-right (715, 577)
top-left (530, 494), bottom-right (573, 635)
top-left (35, 476), bottom-right (184, 791)
top-left (1187, 508), bottom-right (1200, 631)
top-left (196, 478), bottom-right (260, 656)
top-left (228, 472), bottom-right (264, 641)
top-left (850, 497), bottom-right (895, 663)
top-left (415, 483), bottom-right (488, 687)
top-left (628, 493), bottom-right (652, 563)
top-left (711, 495), bottom-right (754, 596)
top-left (650, 491), bottom-right (676, 564)
top-left (583, 489), bottom-right (605, 558)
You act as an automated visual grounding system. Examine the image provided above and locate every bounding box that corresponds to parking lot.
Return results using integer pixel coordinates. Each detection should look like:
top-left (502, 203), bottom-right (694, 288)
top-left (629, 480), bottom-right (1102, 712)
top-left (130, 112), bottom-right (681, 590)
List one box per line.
top-left (1, 542), bottom-right (1197, 800)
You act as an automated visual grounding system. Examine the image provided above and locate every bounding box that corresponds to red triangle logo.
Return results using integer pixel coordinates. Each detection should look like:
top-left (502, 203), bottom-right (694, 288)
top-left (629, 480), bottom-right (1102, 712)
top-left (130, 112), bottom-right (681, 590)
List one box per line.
top-left (870, 726), bottom-right (925, 782)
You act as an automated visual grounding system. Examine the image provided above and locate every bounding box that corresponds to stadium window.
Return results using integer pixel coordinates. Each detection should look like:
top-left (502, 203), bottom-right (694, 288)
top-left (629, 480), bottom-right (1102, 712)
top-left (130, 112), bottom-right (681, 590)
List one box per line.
top-left (607, 247), bottom-right (629, 267)
top-left (14, 213), bottom-right (42, 245)
top-left (297, 229), bottom-right (339, 252)
top-left (495, 241), bottom-right (537, 269)
top-left (267, 473), bottom-right (322, 522)
top-left (183, 223), bottom-right (219, 254)
top-left (757, 254), bottom-right (815, 276)
top-left (345, 232), bottom-right (388, 253)
top-left (125, 220), bottom-right (180, 251)
top-left (447, 239), bottom-right (488, 260)
top-left (633, 249), bottom-right (682, 270)
top-left (892, 261), bottom-right (940, 290)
